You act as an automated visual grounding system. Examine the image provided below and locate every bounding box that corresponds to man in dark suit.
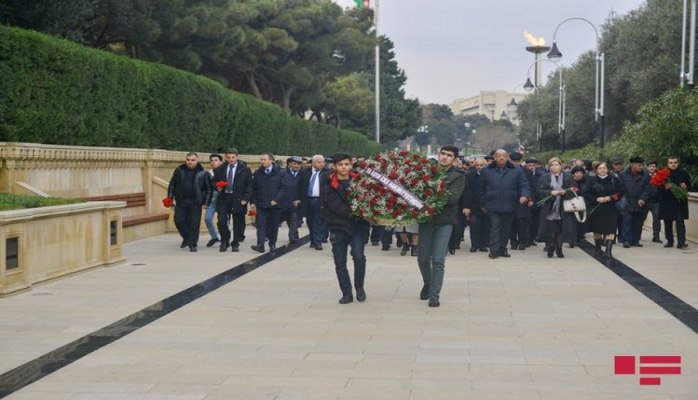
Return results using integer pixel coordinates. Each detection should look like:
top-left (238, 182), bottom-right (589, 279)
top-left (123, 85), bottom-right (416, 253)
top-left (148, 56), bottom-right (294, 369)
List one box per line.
top-left (250, 152), bottom-right (288, 253)
top-left (298, 154), bottom-right (329, 250)
top-left (463, 157), bottom-right (489, 252)
top-left (508, 152), bottom-right (532, 250)
top-left (213, 148), bottom-right (253, 252)
top-left (525, 157), bottom-right (544, 245)
top-left (281, 156), bottom-right (303, 244)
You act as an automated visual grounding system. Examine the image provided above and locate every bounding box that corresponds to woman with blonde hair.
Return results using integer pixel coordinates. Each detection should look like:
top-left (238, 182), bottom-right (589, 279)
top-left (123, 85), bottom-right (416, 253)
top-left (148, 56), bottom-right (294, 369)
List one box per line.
top-left (536, 157), bottom-right (576, 258)
top-left (582, 162), bottom-right (625, 257)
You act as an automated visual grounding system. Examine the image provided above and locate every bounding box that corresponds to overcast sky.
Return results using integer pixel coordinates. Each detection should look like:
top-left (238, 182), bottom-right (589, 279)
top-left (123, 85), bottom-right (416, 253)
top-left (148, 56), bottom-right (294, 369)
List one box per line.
top-left (333, 0), bottom-right (649, 105)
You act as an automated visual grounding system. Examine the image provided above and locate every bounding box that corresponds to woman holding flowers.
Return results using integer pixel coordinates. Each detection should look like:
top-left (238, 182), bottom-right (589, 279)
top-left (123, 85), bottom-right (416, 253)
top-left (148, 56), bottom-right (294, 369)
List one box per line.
top-left (582, 162), bottom-right (625, 258)
top-left (536, 157), bottom-right (576, 258)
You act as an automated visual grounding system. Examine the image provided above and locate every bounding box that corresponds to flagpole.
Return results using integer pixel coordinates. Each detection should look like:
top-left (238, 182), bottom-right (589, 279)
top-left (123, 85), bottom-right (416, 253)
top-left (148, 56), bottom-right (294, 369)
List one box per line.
top-left (374, 0), bottom-right (380, 144)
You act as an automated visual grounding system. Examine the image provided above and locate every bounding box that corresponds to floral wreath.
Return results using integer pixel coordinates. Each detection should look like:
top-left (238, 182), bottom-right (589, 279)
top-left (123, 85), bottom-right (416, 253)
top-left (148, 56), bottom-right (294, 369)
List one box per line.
top-left (349, 150), bottom-right (450, 226)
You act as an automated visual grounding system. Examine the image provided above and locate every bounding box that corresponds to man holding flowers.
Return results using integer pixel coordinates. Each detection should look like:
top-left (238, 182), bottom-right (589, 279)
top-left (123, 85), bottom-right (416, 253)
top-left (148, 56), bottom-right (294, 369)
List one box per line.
top-left (417, 145), bottom-right (465, 308)
top-left (656, 157), bottom-right (691, 249)
top-left (618, 156), bottom-right (651, 248)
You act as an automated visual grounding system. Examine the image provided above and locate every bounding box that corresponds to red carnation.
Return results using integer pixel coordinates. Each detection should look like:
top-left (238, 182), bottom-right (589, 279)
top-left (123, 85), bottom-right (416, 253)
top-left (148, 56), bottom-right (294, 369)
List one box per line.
top-left (386, 202), bottom-right (393, 210)
top-left (373, 209), bottom-right (381, 215)
top-left (411, 178), bottom-right (420, 185)
top-left (360, 162), bottom-right (368, 169)
top-left (162, 197), bottom-right (173, 208)
top-left (411, 210), bottom-right (419, 218)
top-left (392, 210), bottom-right (401, 218)
top-left (403, 168), bottom-right (412, 174)
top-left (381, 164), bottom-right (389, 170)
top-left (613, 194), bottom-right (619, 201)
top-left (427, 207), bottom-right (435, 215)
top-left (389, 196), bottom-right (398, 203)
top-left (399, 177), bottom-right (407, 184)
top-left (215, 181), bottom-right (227, 189)
top-left (430, 166), bottom-right (438, 174)
top-left (424, 189), bottom-right (433, 196)
top-left (400, 150), bottom-right (409, 156)
top-left (405, 159), bottom-right (412, 165)
top-left (421, 158), bottom-right (429, 164)
top-left (415, 164), bottom-right (423, 171)
top-left (374, 155), bottom-right (382, 161)
top-left (413, 153), bottom-right (421, 159)
top-left (389, 172), bottom-right (398, 179)
top-left (248, 209), bottom-right (257, 216)
top-left (423, 175), bottom-right (431, 182)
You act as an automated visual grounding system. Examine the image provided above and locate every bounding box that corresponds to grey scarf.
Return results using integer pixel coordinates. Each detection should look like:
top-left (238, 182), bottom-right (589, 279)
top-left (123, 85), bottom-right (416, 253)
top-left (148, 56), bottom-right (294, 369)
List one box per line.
top-left (546, 173), bottom-right (563, 221)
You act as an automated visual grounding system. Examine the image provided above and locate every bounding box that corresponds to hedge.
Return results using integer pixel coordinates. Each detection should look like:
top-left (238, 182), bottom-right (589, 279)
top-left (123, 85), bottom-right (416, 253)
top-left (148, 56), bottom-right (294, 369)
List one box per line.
top-left (0, 25), bottom-right (380, 156)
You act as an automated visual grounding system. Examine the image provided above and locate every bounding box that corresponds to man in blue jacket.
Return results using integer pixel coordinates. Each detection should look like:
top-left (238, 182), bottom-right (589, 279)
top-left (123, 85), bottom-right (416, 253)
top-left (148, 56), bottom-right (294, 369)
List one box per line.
top-left (479, 149), bottom-right (530, 259)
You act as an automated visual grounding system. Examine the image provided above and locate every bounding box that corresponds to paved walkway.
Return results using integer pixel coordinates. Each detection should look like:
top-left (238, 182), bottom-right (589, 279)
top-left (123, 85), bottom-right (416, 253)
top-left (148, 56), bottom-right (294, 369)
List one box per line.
top-left (0, 227), bottom-right (696, 400)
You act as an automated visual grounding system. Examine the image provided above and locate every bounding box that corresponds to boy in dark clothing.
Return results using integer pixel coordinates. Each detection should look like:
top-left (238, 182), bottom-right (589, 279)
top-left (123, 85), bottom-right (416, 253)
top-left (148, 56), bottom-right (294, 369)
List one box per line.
top-left (321, 152), bottom-right (368, 304)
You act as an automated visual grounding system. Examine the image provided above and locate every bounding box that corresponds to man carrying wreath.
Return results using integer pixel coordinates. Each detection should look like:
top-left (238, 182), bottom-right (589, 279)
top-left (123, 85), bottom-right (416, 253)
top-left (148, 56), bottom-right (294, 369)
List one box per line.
top-left (321, 152), bottom-right (368, 304)
top-left (417, 145), bottom-right (466, 308)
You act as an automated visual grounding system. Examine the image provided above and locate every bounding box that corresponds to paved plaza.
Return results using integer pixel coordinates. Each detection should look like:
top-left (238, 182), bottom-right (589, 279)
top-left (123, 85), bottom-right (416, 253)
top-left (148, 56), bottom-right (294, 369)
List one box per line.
top-left (0, 227), bottom-right (696, 399)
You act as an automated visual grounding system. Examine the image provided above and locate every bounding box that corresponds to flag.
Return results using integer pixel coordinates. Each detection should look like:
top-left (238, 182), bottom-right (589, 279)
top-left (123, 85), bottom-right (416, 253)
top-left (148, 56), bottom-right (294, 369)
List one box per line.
top-left (354, 0), bottom-right (370, 8)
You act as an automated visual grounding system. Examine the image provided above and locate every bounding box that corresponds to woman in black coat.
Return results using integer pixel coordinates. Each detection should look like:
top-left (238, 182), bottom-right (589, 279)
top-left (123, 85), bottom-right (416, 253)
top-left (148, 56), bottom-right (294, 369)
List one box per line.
top-left (536, 157), bottom-right (576, 258)
top-left (570, 166), bottom-right (589, 245)
top-left (582, 162), bottom-right (625, 257)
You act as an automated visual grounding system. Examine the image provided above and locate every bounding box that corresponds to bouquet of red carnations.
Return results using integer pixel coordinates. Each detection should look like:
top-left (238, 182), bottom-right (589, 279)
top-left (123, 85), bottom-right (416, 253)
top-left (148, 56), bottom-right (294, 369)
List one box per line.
top-left (650, 168), bottom-right (688, 202)
top-left (349, 150), bottom-right (450, 226)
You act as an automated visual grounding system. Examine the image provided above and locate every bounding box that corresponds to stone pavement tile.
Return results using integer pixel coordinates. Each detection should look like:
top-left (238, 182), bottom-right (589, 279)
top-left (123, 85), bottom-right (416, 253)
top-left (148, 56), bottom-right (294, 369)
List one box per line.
top-left (410, 388), bottom-right (541, 400)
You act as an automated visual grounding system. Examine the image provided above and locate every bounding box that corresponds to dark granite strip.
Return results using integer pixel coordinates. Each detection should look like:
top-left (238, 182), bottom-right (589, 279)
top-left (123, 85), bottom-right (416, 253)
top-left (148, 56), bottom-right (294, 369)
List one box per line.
top-left (578, 241), bottom-right (698, 334)
top-left (0, 236), bottom-right (311, 398)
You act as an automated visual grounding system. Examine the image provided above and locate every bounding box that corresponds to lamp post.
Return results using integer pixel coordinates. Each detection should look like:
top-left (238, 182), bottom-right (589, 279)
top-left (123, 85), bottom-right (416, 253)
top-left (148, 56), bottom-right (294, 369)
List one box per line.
top-left (681, 0), bottom-right (697, 87)
top-left (547, 17), bottom-right (605, 149)
top-left (523, 59), bottom-right (560, 152)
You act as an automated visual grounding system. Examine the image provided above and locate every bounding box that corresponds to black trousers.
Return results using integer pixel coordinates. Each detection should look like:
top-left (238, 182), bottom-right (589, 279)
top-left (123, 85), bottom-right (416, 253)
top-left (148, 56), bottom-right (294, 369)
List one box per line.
top-left (174, 198), bottom-right (202, 246)
top-left (217, 193), bottom-right (246, 245)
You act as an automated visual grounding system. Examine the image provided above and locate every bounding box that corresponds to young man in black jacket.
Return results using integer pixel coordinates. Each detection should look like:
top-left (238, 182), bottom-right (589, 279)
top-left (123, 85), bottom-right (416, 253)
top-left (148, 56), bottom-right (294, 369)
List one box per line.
top-left (167, 152), bottom-right (212, 252)
top-left (321, 152), bottom-right (368, 304)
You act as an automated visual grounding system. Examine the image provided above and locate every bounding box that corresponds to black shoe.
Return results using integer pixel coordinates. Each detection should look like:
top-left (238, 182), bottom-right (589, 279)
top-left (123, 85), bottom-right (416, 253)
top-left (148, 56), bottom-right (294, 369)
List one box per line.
top-left (499, 252), bottom-right (511, 258)
top-left (219, 243), bottom-right (229, 252)
top-left (338, 296), bottom-right (353, 304)
top-left (269, 244), bottom-right (276, 252)
top-left (420, 285), bottom-right (429, 300)
top-left (469, 247), bottom-right (478, 253)
top-left (510, 243), bottom-right (519, 250)
top-left (251, 245), bottom-right (264, 253)
top-left (289, 239), bottom-right (298, 244)
top-left (623, 242), bottom-right (631, 248)
top-left (322, 240), bottom-right (328, 243)
top-left (239, 235), bottom-right (245, 242)
top-left (530, 242), bottom-right (538, 247)
top-left (189, 245), bottom-right (197, 252)
top-left (630, 242), bottom-right (643, 247)
top-left (448, 248), bottom-right (456, 255)
top-left (371, 241), bottom-right (379, 246)
top-left (428, 298), bottom-right (440, 307)
top-left (180, 240), bottom-right (188, 249)
top-left (410, 246), bottom-right (418, 256)
top-left (400, 243), bottom-right (409, 256)
top-left (678, 243), bottom-right (689, 249)
top-left (382, 246), bottom-right (390, 251)
top-left (652, 238), bottom-right (662, 243)
top-left (231, 243), bottom-right (240, 252)
top-left (556, 248), bottom-right (564, 258)
top-left (664, 242), bottom-right (674, 248)
top-left (488, 253), bottom-right (499, 259)
top-left (396, 238), bottom-right (403, 247)
top-left (206, 238), bottom-right (219, 248)
top-left (547, 247), bottom-right (555, 258)
top-left (356, 288), bottom-right (366, 302)
top-left (315, 245), bottom-right (323, 251)
top-left (568, 243), bottom-right (575, 248)
top-left (517, 244), bottom-right (526, 250)
top-left (479, 247), bottom-right (489, 252)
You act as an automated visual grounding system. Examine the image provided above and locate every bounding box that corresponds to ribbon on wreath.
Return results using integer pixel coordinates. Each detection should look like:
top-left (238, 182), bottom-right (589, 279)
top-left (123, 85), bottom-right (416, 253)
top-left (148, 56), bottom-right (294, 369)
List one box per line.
top-left (364, 167), bottom-right (426, 210)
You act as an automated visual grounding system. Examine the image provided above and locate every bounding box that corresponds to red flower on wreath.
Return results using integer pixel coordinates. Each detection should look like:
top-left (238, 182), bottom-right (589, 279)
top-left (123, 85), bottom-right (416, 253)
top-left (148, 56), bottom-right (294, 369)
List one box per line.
top-left (348, 150), bottom-right (450, 225)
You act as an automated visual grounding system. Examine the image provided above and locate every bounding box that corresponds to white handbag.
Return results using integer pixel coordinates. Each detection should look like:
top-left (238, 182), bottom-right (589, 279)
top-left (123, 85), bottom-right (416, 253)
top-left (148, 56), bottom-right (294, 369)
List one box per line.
top-left (563, 193), bottom-right (587, 223)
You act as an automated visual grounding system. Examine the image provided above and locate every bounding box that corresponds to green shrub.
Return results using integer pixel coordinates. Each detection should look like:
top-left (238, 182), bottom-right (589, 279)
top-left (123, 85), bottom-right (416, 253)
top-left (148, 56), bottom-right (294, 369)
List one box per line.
top-left (0, 25), bottom-right (378, 156)
top-left (0, 194), bottom-right (84, 211)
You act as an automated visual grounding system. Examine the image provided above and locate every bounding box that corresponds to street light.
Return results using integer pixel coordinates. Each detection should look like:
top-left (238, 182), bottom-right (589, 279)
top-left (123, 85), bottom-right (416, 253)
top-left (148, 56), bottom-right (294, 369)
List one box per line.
top-left (547, 17), bottom-right (605, 149)
top-left (523, 59), bottom-right (560, 152)
top-left (680, 0), bottom-right (696, 87)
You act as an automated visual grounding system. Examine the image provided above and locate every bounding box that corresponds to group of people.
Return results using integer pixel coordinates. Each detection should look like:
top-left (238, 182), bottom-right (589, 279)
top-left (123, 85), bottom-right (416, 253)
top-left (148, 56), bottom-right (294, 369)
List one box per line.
top-left (165, 146), bottom-right (691, 307)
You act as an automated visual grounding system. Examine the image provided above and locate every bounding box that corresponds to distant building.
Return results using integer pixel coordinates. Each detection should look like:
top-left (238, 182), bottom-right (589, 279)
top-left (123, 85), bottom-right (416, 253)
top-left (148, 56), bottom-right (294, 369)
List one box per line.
top-left (450, 90), bottom-right (529, 125)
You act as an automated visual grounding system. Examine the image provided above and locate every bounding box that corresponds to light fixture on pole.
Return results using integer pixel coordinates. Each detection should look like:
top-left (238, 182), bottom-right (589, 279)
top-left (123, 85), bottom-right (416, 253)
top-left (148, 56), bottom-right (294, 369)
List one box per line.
top-left (548, 17), bottom-right (605, 149)
top-left (522, 58), bottom-right (560, 152)
top-left (680, 0), bottom-right (696, 87)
